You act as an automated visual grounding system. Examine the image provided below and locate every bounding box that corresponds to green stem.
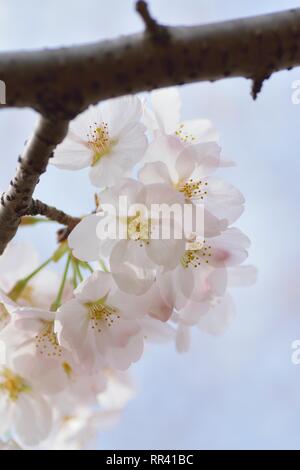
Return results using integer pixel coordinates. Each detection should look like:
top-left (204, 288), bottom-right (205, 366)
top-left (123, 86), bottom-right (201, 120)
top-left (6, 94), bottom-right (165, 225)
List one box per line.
top-left (9, 256), bottom-right (53, 301)
top-left (72, 259), bottom-right (78, 289)
top-left (51, 254), bottom-right (71, 311)
top-left (85, 262), bottom-right (94, 273)
top-left (99, 259), bottom-right (109, 273)
top-left (75, 262), bottom-right (83, 282)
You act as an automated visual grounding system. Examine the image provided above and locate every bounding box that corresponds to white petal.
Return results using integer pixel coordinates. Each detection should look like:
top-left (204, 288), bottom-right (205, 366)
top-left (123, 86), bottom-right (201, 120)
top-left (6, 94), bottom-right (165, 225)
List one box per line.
top-left (138, 161), bottom-right (172, 185)
top-left (103, 95), bottom-right (143, 136)
top-left (110, 240), bottom-right (156, 295)
top-left (0, 394), bottom-right (12, 434)
top-left (204, 177), bottom-right (245, 225)
top-left (55, 300), bottom-right (90, 354)
top-left (51, 140), bottom-right (92, 170)
top-left (151, 87), bottom-right (181, 134)
top-left (68, 214), bottom-right (101, 262)
top-left (13, 392), bottom-right (52, 446)
top-left (181, 118), bottom-right (219, 143)
top-left (75, 270), bottom-right (113, 302)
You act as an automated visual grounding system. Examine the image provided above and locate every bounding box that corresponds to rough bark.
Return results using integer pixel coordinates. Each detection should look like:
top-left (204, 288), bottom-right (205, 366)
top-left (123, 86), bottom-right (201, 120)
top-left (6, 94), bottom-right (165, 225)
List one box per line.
top-left (0, 117), bottom-right (69, 254)
top-left (0, 7), bottom-right (300, 117)
top-left (27, 199), bottom-right (81, 229)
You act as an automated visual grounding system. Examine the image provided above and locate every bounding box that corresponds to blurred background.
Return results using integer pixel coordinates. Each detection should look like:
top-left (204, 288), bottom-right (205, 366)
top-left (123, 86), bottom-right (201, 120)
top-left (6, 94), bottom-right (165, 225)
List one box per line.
top-left (1, 0), bottom-right (300, 450)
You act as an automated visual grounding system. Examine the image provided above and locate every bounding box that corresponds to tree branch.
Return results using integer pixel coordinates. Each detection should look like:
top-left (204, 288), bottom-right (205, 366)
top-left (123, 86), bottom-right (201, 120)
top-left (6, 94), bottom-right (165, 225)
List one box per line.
top-left (1, 2), bottom-right (300, 254)
top-left (26, 199), bottom-right (81, 229)
top-left (0, 5), bottom-right (300, 116)
top-left (0, 117), bottom-right (69, 254)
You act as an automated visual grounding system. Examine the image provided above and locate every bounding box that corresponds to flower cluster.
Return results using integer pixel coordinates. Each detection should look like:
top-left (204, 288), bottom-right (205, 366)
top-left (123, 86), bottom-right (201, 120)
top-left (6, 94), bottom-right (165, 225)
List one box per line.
top-left (0, 88), bottom-right (255, 449)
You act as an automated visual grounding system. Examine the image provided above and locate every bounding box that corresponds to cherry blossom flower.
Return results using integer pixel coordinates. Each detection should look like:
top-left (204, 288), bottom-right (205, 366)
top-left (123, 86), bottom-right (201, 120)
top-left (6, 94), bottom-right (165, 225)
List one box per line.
top-left (55, 271), bottom-right (144, 371)
top-left (69, 178), bottom-right (186, 294)
top-left (139, 134), bottom-right (244, 227)
top-left (37, 370), bottom-right (135, 450)
top-left (0, 308), bottom-right (80, 394)
top-left (143, 87), bottom-right (218, 143)
top-left (51, 96), bottom-right (147, 187)
top-left (0, 356), bottom-right (52, 446)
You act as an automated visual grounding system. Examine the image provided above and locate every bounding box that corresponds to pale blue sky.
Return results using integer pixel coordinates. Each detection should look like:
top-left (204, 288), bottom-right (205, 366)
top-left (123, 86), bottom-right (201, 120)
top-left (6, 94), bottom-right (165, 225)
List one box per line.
top-left (1, 0), bottom-right (300, 449)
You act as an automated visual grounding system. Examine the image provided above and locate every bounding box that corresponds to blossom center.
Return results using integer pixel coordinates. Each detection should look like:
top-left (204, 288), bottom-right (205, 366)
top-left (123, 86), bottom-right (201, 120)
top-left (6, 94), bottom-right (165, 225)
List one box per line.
top-left (0, 368), bottom-right (30, 401)
top-left (181, 240), bottom-right (212, 268)
top-left (87, 122), bottom-right (115, 166)
top-left (85, 297), bottom-right (120, 332)
top-left (175, 124), bottom-right (196, 144)
top-left (127, 212), bottom-right (150, 245)
top-left (35, 321), bottom-right (63, 357)
top-left (177, 178), bottom-right (208, 200)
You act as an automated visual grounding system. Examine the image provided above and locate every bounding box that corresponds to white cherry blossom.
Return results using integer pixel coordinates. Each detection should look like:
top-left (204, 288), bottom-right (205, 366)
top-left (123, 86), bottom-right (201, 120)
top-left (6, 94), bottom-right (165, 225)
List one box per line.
top-left (69, 178), bottom-right (186, 294)
top-left (143, 87), bottom-right (218, 143)
top-left (55, 271), bottom-right (144, 371)
top-left (51, 96), bottom-right (147, 187)
top-left (0, 355), bottom-right (52, 446)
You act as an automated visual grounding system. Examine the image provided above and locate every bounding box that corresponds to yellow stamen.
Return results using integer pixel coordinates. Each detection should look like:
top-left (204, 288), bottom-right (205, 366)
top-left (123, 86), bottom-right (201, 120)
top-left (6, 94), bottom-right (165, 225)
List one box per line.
top-left (85, 297), bottom-right (120, 332)
top-left (87, 121), bottom-right (116, 166)
top-left (181, 240), bottom-right (212, 268)
top-left (35, 321), bottom-right (63, 358)
top-left (0, 368), bottom-right (30, 401)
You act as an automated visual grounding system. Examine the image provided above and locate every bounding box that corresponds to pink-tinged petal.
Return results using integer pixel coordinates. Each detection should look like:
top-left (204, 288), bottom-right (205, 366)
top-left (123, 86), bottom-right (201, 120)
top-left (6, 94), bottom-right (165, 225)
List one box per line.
top-left (13, 392), bottom-right (52, 446)
top-left (144, 181), bottom-right (184, 206)
top-left (138, 161), bottom-right (173, 185)
top-left (68, 214), bottom-right (101, 262)
top-left (179, 299), bottom-right (210, 326)
top-left (203, 209), bottom-right (227, 238)
top-left (146, 237), bottom-right (185, 269)
top-left (99, 177), bottom-right (144, 209)
top-left (151, 87), bottom-right (181, 134)
top-left (204, 177), bottom-right (245, 225)
top-left (181, 118), bottom-right (219, 143)
top-left (173, 265), bottom-right (195, 305)
top-left (108, 318), bottom-right (141, 349)
top-left (51, 140), bottom-right (92, 170)
top-left (0, 394), bottom-right (12, 434)
top-left (198, 294), bottom-right (236, 335)
top-left (103, 95), bottom-right (143, 136)
top-left (114, 122), bottom-right (147, 159)
top-left (141, 133), bottom-right (182, 170)
top-left (55, 300), bottom-right (89, 353)
top-left (75, 271), bottom-right (113, 303)
top-left (209, 228), bottom-right (250, 267)
top-left (141, 317), bottom-right (175, 343)
top-left (185, 141), bottom-right (221, 178)
top-left (13, 308), bottom-right (55, 323)
top-left (110, 240), bottom-right (156, 295)
top-left (105, 333), bottom-right (144, 370)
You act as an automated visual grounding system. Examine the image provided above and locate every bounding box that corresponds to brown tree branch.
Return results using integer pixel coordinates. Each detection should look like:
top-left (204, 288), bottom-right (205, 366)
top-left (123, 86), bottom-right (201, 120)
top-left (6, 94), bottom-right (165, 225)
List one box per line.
top-left (0, 117), bottom-right (69, 254)
top-left (0, 5), bottom-right (300, 117)
top-left (1, 2), bottom-right (300, 254)
top-left (26, 199), bottom-right (81, 229)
